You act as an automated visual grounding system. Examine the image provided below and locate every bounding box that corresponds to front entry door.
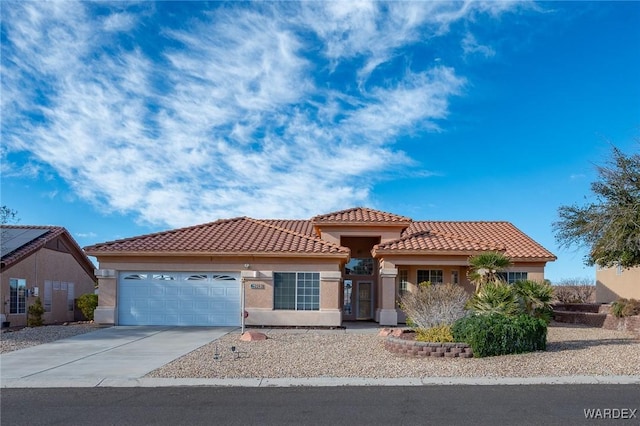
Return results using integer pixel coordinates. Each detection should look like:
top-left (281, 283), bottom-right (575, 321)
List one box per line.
top-left (357, 281), bottom-right (373, 320)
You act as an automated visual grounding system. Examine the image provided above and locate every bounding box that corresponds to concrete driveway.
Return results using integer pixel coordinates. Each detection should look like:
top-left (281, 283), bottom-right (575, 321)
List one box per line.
top-left (0, 326), bottom-right (234, 387)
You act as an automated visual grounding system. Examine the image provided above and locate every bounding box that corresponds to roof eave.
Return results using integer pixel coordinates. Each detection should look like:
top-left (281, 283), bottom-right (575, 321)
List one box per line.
top-left (508, 256), bottom-right (557, 263)
top-left (372, 249), bottom-right (494, 257)
top-left (86, 250), bottom-right (350, 259)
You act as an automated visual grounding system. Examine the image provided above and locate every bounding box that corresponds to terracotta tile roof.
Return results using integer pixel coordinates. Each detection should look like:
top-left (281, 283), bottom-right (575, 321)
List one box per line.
top-left (260, 220), bottom-right (316, 237)
top-left (373, 221), bottom-right (556, 260)
top-left (311, 207), bottom-right (412, 225)
top-left (84, 208), bottom-right (554, 262)
top-left (374, 230), bottom-right (503, 253)
top-left (84, 217), bottom-right (349, 256)
top-left (1, 225), bottom-right (96, 277)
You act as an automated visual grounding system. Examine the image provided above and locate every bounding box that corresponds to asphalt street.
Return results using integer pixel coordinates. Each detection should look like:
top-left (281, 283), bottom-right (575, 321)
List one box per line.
top-left (2, 385), bottom-right (639, 426)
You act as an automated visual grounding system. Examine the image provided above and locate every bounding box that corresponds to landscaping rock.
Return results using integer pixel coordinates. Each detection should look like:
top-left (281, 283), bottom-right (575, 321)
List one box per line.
top-left (240, 331), bottom-right (268, 341)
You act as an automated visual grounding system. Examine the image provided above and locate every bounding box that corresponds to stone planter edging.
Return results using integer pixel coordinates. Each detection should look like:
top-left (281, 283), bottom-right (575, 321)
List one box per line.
top-left (384, 336), bottom-right (473, 358)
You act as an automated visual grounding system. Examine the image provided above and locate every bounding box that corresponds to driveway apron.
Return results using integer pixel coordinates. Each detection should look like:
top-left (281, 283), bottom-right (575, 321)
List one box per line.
top-left (0, 326), bottom-right (234, 383)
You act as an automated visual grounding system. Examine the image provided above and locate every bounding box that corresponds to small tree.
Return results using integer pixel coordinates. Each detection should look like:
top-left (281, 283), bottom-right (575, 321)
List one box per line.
top-left (0, 206), bottom-right (19, 225)
top-left (28, 297), bottom-right (45, 327)
top-left (0, 206), bottom-right (19, 242)
top-left (467, 251), bottom-right (512, 292)
top-left (554, 144), bottom-right (640, 268)
top-left (77, 294), bottom-right (98, 321)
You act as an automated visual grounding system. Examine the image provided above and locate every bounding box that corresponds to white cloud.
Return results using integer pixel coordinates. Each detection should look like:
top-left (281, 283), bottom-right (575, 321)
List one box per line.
top-left (2, 1), bottom-right (522, 228)
top-left (76, 232), bottom-right (98, 238)
top-left (462, 33), bottom-right (496, 58)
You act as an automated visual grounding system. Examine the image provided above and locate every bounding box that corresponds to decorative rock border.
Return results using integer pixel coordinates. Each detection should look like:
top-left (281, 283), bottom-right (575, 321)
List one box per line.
top-left (384, 336), bottom-right (473, 358)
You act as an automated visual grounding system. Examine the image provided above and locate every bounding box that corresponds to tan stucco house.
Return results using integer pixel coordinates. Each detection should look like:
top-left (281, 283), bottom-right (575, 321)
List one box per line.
top-left (1, 226), bottom-right (97, 327)
top-left (596, 266), bottom-right (640, 302)
top-left (84, 207), bottom-right (556, 327)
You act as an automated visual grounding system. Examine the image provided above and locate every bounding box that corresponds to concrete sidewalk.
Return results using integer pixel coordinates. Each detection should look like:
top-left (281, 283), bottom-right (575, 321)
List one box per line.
top-left (0, 326), bottom-right (234, 387)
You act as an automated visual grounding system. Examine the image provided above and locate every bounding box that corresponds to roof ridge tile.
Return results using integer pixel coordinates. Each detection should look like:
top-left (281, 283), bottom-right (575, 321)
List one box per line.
top-left (312, 206), bottom-right (412, 223)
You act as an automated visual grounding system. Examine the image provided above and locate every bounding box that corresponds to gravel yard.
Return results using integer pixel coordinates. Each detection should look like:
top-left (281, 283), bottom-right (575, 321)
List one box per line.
top-left (2, 322), bottom-right (638, 379)
top-left (147, 323), bottom-right (640, 379)
top-left (0, 323), bottom-right (103, 354)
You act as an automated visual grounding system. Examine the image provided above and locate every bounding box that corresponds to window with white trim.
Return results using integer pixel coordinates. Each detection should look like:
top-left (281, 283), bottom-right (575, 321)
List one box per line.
top-left (417, 270), bottom-right (443, 285)
top-left (498, 272), bottom-right (528, 284)
top-left (274, 272), bottom-right (320, 311)
top-left (398, 270), bottom-right (409, 295)
top-left (9, 278), bottom-right (26, 314)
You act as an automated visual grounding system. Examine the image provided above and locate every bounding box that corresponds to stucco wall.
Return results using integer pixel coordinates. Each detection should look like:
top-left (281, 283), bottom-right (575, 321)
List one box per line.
top-left (596, 266), bottom-right (640, 302)
top-left (94, 255), bottom-right (344, 326)
top-left (1, 248), bottom-right (96, 327)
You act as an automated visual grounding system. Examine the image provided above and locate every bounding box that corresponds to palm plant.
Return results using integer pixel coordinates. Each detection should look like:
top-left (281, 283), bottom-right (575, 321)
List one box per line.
top-left (513, 280), bottom-right (554, 323)
top-left (467, 251), bottom-right (512, 292)
top-left (466, 281), bottom-right (520, 317)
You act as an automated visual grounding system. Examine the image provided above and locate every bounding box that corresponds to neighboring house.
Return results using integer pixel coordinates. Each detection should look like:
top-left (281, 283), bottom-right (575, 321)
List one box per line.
top-left (84, 207), bottom-right (556, 327)
top-left (1, 226), bottom-right (97, 327)
top-left (596, 265), bottom-right (640, 302)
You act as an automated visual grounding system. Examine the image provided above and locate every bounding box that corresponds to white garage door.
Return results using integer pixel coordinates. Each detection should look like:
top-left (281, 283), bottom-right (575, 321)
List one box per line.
top-left (118, 272), bottom-right (241, 326)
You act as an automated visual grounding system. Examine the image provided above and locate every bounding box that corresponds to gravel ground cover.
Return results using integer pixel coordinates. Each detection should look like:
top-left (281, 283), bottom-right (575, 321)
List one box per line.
top-left (2, 322), bottom-right (637, 379)
top-left (0, 323), bottom-right (103, 354)
top-left (147, 323), bottom-right (640, 379)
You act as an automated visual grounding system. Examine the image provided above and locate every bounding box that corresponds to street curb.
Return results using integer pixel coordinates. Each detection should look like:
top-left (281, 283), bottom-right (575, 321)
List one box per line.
top-left (2, 375), bottom-right (639, 388)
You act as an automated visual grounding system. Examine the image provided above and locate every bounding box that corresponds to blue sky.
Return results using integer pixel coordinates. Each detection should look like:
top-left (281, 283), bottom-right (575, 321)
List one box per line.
top-left (1, 1), bottom-right (639, 282)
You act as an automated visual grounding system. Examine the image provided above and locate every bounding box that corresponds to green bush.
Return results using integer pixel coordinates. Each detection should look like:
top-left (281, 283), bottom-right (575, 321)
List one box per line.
top-left (416, 325), bottom-right (454, 343)
top-left (452, 313), bottom-right (547, 357)
top-left (77, 293), bottom-right (98, 321)
top-left (27, 297), bottom-right (45, 327)
top-left (611, 298), bottom-right (640, 318)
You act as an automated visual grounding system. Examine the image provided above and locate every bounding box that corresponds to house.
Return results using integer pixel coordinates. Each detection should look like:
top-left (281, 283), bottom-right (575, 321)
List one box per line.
top-left (1, 226), bottom-right (97, 327)
top-left (596, 266), bottom-right (640, 302)
top-left (84, 207), bottom-right (556, 327)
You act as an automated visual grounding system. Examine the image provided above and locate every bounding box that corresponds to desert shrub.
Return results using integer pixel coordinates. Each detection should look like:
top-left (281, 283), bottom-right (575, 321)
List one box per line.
top-left (553, 286), bottom-right (578, 304)
top-left (466, 281), bottom-right (520, 317)
top-left (27, 297), bottom-right (45, 327)
top-left (553, 277), bottom-right (595, 303)
top-left (77, 293), bottom-right (98, 321)
top-left (573, 285), bottom-right (595, 303)
top-left (553, 286), bottom-right (595, 303)
top-left (513, 280), bottom-right (554, 324)
top-left (399, 282), bottom-right (469, 329)
top-left (452, 313), bottom-right (547, 357)
top-left (416, 325), bottom-right (454, 343)
top-left (611, 298), bottom-right (640, 318)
